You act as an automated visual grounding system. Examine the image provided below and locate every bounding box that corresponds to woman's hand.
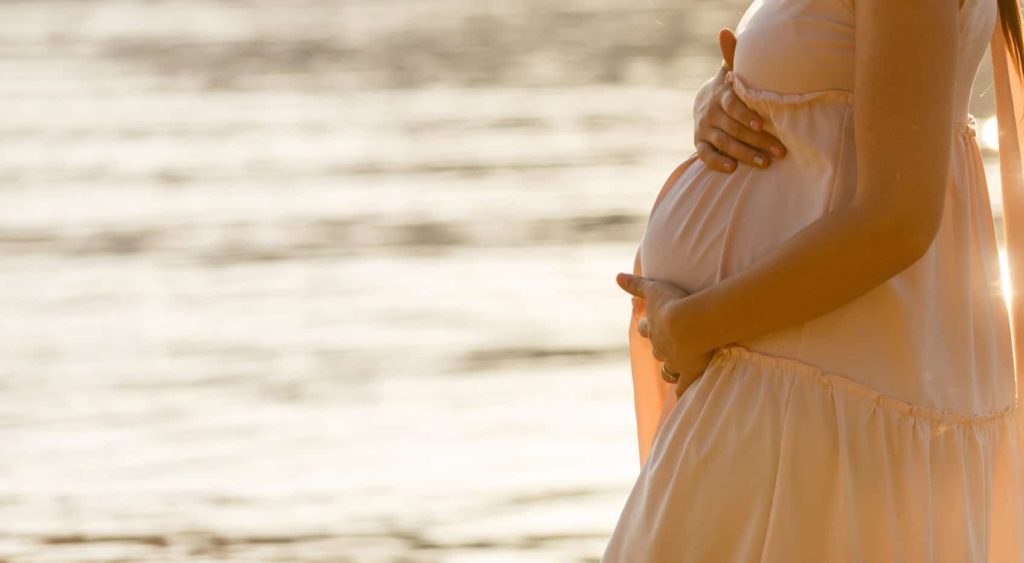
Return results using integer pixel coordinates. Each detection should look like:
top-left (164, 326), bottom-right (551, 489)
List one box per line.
top-left (691, 28), bottom-right (788, 173)
top-left (616, 272), bottom-right (716, 399)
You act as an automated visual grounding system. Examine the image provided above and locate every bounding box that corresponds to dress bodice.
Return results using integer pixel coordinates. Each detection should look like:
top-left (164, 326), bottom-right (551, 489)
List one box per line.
top-left (639, 0), bottom-right (1015, 416)
top-left (733, 0), bottom-right (996, 121)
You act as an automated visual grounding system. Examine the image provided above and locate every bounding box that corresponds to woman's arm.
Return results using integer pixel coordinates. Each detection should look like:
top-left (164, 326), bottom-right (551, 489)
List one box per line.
top-left (666, 0), bottom-right (960, 356)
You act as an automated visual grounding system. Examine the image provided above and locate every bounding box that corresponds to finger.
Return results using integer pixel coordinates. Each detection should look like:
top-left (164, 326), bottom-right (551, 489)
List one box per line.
top-left (695, 140), bottom-right (737, 173)
top-left (707, 126), bottom-right (772, 169)
top-left (674, 371), bottom-right (702, 399)
top-left (637, 316), bottom-right (650, 338)
top-left (718, 87), bottom-right (767, 133)
top-left (718, 28), bottom-right (737, 70)
top-left (651, 346), bottom-right (667, 362)
top-left (616, 272), bottom-right (649, 298)
top-left (717, 111), bottom-right (788, 162)
top-left (718, 91), bottom-right (787, 158)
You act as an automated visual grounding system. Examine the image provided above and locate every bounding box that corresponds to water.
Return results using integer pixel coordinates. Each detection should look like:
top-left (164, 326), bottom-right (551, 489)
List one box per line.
top-left (0, 1), bottom-right (1006, 561)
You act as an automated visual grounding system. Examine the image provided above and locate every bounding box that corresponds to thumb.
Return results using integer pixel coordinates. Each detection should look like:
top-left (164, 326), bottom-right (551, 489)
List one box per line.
top-left (719, 27), bottom-right (737, 70)
top-left (617, 272), bottom-right (647, 298)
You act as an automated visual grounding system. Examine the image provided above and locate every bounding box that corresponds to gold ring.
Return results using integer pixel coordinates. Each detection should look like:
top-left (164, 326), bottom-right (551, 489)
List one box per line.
top-left (661, 364), bottom-right (680, 384)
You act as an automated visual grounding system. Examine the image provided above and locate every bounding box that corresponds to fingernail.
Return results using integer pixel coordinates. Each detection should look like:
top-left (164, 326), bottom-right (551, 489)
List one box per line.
top-left (749, 119), bottom-right (761, 131)
top-left (770, 146), bottom-right (784, 157)
top-left (754, 155), bottom-right (766, 167)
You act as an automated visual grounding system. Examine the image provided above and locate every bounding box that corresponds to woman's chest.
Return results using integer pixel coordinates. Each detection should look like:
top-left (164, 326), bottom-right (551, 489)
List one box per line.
top-left (733, 0), bottom-right (856, 94)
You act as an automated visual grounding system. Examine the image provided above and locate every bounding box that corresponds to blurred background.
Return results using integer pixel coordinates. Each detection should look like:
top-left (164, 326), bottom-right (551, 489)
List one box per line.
top-left (0, 1), bottom-right (1008, 561)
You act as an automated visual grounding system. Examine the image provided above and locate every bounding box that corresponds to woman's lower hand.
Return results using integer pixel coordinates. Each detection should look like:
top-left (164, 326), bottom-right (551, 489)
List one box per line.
top-left (691, 28), bottom-right (788, 173)
top-left (616, 272), bottom-right (716, 399)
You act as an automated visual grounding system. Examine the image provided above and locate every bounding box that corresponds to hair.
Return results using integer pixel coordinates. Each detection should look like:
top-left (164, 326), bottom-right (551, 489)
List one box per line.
top-left (999, 0), bottom-right (1024, 78)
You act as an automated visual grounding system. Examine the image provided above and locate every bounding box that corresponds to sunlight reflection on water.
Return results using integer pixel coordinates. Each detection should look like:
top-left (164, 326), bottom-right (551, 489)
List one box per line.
top-left (0, 0), bottom-right (1008, 561)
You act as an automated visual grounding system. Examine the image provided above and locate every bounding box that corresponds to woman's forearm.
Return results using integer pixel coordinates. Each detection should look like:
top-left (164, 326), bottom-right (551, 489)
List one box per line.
top-left (668, 202), bottom-right (931, 354)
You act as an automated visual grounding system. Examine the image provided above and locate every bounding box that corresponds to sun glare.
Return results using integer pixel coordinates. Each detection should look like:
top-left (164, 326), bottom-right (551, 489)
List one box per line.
top-left (1002, 249), bottom-right (1014, 305)
top-left (982, 116), bottom-right (1000, 151)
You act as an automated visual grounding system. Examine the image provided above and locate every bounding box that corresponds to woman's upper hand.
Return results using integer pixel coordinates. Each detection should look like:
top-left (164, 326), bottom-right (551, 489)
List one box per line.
top-left (691, 29), bottom-right (788, 173)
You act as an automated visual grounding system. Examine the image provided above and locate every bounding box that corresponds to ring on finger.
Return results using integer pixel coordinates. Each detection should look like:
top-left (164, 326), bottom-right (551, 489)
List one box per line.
top-left (661, 364), bottom-right (680, 384)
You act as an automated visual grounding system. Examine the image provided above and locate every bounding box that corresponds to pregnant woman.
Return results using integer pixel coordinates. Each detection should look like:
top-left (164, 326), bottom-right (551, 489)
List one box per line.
top-left (603, 0), bottom-right (1024, 560)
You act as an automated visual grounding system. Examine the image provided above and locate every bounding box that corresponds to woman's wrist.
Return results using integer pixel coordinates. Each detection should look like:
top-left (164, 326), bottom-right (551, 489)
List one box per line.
top-left (667, 294), bottom-right (725, 358)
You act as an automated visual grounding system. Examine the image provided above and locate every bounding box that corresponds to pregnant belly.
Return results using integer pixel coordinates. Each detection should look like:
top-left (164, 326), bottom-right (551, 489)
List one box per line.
top-left (639, 124), bottom-right (855, 294)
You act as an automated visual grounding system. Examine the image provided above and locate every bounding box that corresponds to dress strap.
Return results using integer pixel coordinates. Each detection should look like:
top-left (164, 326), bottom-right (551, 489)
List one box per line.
top-left (989, 13), bottom-right (1024, 401)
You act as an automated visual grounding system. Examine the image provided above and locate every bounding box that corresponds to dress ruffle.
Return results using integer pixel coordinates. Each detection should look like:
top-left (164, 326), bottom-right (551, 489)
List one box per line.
top-left (726, 69), bottom-right (978, 138)
top-left (715, 345), bottom-right (1017, 424)
top-left (726, 69), bottom-right (853, 106)
top-left (606, 344), bottom-right (1024, 561)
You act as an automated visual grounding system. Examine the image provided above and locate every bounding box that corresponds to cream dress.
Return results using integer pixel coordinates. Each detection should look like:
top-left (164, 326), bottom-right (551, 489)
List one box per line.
top-left (602, 0), bottom-right (1024, 560)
